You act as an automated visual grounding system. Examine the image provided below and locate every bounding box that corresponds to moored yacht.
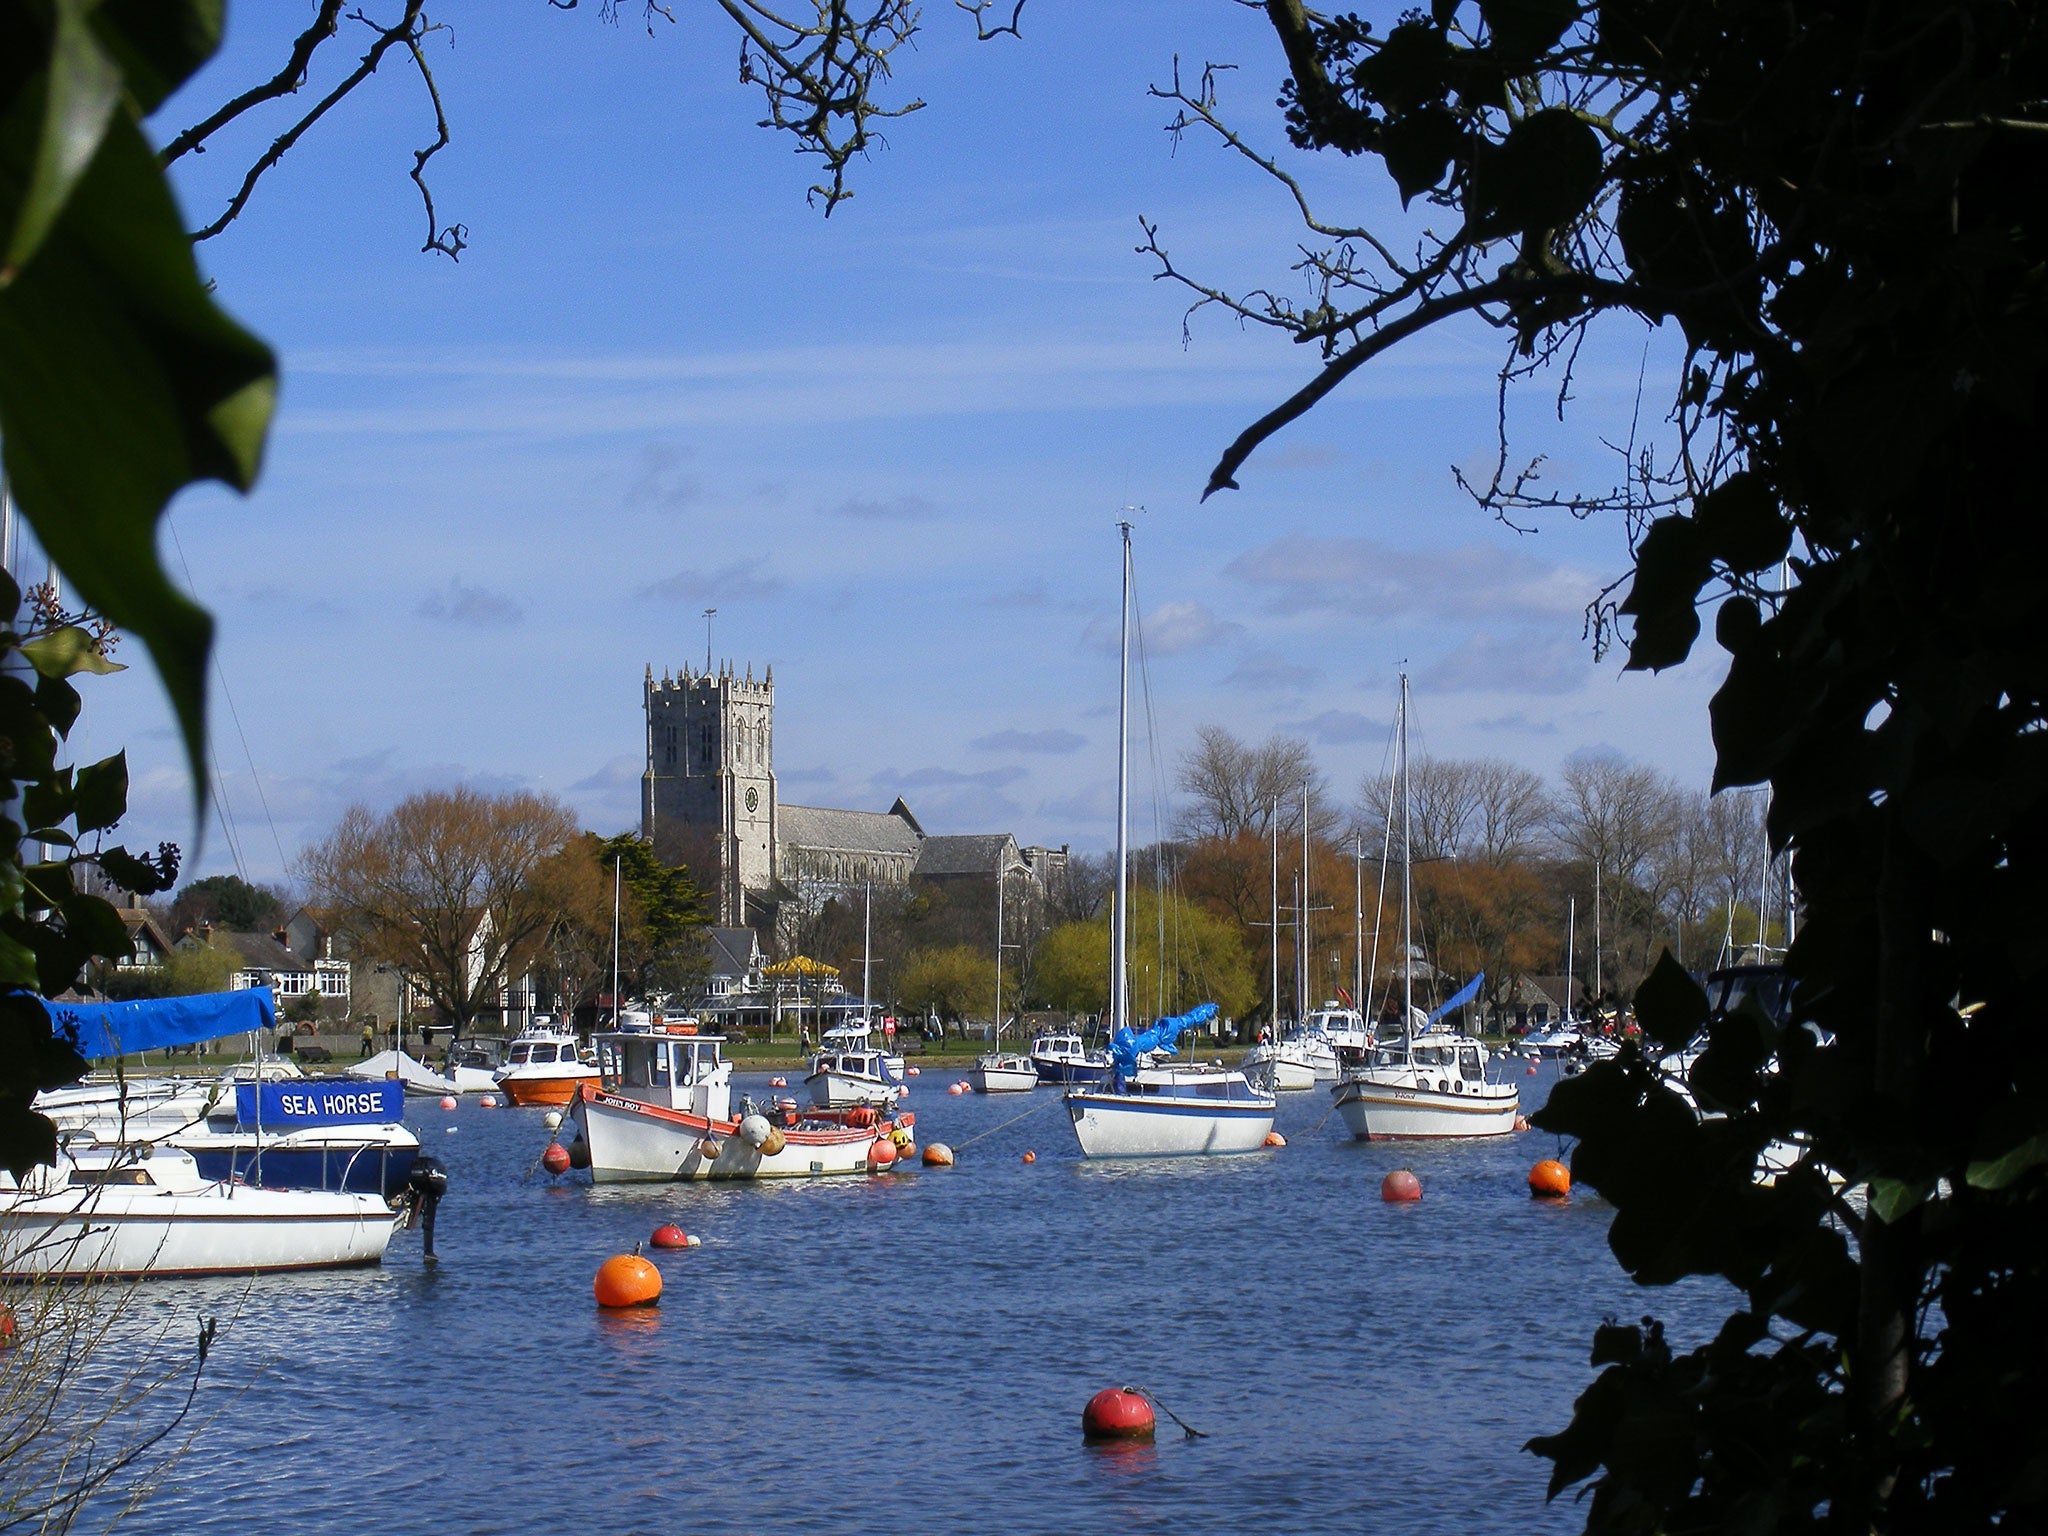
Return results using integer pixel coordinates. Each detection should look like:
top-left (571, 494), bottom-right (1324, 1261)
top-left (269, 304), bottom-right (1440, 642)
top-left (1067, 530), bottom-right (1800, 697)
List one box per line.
top-left (1029, 1032), bottom-right (1110, 1085)
top-left (967, 1051), bottom-right (1037, 1093)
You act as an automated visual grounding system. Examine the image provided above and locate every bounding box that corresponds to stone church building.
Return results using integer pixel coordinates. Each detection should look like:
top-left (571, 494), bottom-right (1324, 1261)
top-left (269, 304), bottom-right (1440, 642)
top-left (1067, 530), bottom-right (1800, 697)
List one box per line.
top-left (642, 661), bottom-right (1067, 932)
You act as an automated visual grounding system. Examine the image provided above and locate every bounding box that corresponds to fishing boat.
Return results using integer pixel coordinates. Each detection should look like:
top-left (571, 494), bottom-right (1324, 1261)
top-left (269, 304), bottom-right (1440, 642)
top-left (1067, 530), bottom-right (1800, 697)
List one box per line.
top-left (0, 1144), bottom-right (399, 1280)
top-left (563, 1029), bottom-right (892, 1181)
top-left (1028, 1032), bottom-right (1110, 1085)
top-left (1063, 522), bottom-right (1276, 1158)
top-left (493, 1019), bottom-right (599, 1107)
top-left (1332, 675), bottom-right (1519, 1141)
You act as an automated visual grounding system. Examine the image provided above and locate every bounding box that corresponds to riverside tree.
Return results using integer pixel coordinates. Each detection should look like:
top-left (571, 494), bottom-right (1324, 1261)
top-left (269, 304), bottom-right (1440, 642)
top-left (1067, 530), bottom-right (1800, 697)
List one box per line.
top-left (1161, 1), bottom-right (2048, 1527)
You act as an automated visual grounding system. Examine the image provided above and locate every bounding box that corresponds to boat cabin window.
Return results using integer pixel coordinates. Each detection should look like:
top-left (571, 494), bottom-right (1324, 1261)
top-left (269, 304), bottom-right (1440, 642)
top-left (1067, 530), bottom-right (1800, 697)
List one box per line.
top-left (1413, 1045), bottom-right (1447, 1066)
top-left (68, 1166), bottom-right (154, 1187)
top-left (1374, 1047), bottom-right (1400, 1068)
top-left (1458, 1047), bottom-right (1482, 1077)
top-left (508, 1043), bottom-right (530, 1065)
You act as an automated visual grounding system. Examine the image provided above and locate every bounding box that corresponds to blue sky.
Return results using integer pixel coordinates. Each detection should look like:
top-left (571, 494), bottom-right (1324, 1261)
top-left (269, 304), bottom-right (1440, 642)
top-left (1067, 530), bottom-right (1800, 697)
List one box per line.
top-left (59, 2), bottom-right (1725, 886)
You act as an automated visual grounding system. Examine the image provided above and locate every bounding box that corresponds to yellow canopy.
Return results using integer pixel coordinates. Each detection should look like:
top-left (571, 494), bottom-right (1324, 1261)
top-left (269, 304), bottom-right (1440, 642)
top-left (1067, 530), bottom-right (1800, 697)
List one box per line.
top-left (762, 954), bottom-right (839, 979)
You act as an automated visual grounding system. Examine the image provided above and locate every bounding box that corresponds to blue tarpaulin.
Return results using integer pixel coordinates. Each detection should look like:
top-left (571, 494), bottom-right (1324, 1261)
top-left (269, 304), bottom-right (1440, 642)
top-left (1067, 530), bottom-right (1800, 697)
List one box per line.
top-left (42, 988), bottom-right (277, 1062)
top-left (234, 1078), bottom-right (404, 1128)
top-left (1109, 1001), bottom-right (1219, 1077)
top-left (1425, 971), bottom-right (1485, 1028)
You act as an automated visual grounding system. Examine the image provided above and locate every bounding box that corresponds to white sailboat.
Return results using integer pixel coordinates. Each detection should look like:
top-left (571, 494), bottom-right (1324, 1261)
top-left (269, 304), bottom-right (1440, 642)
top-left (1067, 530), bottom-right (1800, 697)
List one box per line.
top-left (1064, 522), bottom-right (1276, 1157)
top-left (969, 864), bottom-right (1036, 1093)
top-left (1332, 674), bottom-right (1520, 1140)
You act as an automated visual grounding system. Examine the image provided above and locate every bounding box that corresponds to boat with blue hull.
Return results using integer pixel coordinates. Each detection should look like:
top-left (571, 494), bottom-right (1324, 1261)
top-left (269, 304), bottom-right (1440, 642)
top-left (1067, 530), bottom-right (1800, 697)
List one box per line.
top-left (1029, 1032), bottom-right (1110, 1085)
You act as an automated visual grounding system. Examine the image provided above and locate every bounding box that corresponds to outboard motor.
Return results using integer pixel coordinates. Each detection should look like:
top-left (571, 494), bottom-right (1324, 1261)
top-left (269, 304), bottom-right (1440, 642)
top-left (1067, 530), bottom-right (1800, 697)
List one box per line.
top-left (401, 1153), bottom-right (450, 1262)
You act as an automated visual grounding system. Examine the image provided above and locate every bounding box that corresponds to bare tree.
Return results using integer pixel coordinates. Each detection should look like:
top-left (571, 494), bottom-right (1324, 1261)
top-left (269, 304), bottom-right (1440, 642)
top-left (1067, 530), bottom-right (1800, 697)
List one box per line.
top-left (1467, 759), bottom-right (1551, 867)
top-left (300, 789), bottom-right (591, 1028)
top-left (1176, 726), bottom-right (1337, 842)
top-left (1357, 754), bottom-right (1482, 862)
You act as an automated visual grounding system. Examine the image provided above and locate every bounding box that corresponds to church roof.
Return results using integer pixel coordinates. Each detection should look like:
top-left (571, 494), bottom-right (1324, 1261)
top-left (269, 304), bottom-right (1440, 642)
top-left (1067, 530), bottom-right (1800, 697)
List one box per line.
top-left (778, 802), bottom-right (923, 856)
top-left (913, 833), bottom-right (1017, 878)
top-left (705, 926), bottom-right (760, 980)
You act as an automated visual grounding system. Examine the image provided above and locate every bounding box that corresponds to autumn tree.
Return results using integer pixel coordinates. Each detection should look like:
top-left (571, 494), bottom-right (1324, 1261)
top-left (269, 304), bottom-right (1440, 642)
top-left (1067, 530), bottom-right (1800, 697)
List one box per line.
top-left (1413, 859), bottom-right (1557, 1024)
top-left (300, 789), bottom-right (587, 1029)
top-left (1030, 887), bottom-right (1259, 1026)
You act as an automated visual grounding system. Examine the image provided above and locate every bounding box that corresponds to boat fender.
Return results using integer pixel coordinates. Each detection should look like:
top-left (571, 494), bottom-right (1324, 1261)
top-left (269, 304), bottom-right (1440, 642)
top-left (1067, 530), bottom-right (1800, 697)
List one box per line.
top-left (760, 1128), bottom-right (788, 1156)
top-left (697, 1138), bottom-right (723, 1162)
top-left (847, 1106), bottom-right (877, 1130)
top-left (779, 1108), bottom-right (798, 1129)
top-left (890, 1126), bottom-right (913, 1150)
top-left (738, 1114), bottom-right (773, 1149)
top-left (867, 1138), bottom-right (897, 1169)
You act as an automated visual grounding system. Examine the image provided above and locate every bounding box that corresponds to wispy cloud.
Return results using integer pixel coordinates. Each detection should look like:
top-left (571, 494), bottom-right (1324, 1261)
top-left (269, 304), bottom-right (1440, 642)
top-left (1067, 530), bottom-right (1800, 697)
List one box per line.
top-left (1227, 534), bottom-right (1594, 624)
top-left (1474, 712), bottom-right (1561, 736)
top-left (625, 443), bottom-right (701, 510)
top-left (417, 579), bottom-right (523, 627)
top-left (1085, 599), bottom-right (1243, 656)
top-left (894, 765), bottom-right (1028, 789)
top-left (1284, 709), bottom-right (1386, 745)
top-left (637, 557), bottom-right (784, 604)
top-left (831, 493), bottom-right (939, 522)
top-left (971, 728), bottom-right (1087, 755)
top-left (1224, 651), bottom-right (1320, 692)
top-left (1422, 628), bottom-right (1589, 696)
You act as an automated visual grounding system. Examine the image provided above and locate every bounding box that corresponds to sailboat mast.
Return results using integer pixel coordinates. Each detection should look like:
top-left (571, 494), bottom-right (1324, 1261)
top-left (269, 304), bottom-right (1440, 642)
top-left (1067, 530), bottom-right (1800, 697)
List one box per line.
top-left (1353, 838), bottom-right (1364, 1012)
top-left (1299, 782), bottom-right (1310, 1017)
top-left (1110, 523), bottom-right (1133, 1037)
top-left (862, 879), bottom-right (873, 1021)
top-left (1566, 895), bottom-right (1576, 1022)
top-left (610, 855), bottom-right (622, 1024)
top-left (994, 870), bottom-right (1004, 1048)
top-left (1400, 672), bottom-right (1414, 1040)
top-left (1269, 801), bottom-right (1279, 1032)
top-left (1593, 862), bottom-right (1603, 1003)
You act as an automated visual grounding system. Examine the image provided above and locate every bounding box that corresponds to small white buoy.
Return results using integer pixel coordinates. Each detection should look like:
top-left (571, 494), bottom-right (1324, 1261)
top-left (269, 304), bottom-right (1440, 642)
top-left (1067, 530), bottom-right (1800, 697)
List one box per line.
top-left (445, 1126), bottom-right (459, 1135)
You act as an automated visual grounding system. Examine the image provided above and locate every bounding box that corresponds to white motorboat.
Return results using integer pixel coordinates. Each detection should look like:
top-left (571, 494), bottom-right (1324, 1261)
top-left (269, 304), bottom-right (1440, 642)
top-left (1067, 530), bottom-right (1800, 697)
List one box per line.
top-left (1331, 674), bottom-right (1519, 1141)
top-left (1062, 524), bottom-right (1275, 1159)
top-left (804, 1042), bottom-right (903, 1109)
top-left (564, 1030), bottom-right (890, 1182)
top-left (444, 1035), bottom-right (507, 1094)
top-left (0, 1145), bottom-right (399, 1280)
top-left (967, 1051), bottom-right (1037, 1093)
top-left (1029, 1032), bottom-right (1110, 1085)
top-left (1243, 1034), bottom-right (1321, 1092)
top-left (1521, 1023), bottom-right (1584, 1058)
top-left (493, 1019), bottom-right (599, 1107)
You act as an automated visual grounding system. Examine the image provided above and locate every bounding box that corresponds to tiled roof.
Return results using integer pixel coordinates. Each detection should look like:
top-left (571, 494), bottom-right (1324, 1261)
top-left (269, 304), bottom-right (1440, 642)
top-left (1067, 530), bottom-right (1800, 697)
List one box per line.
top-left (216, 931), bottom-right (311, 973)
top-left (706, 926), bottom-right (760, 979)
top-left (912, 833), bottom-right (1017, 877)
top-left (778, 802), bottom-right (922, 856)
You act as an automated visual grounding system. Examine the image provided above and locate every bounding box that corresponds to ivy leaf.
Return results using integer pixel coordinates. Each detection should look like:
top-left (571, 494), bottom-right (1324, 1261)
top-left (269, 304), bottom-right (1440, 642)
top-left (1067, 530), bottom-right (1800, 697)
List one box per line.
top-left (1694, 471), bottom-right (1791, 575)
top-left (17, 624), bottom-right (125, 679)
top-left (1867, 1177), bottom-right (1936, 1225)
top-left (1480, 0), bottom-right (1581, 59)
top-left (0, 87), bottom-right (276, 809)
top-left (89, 0), bottom-right (226, 116)
top-left (73, 750), bottom-right (127, 834)
top-left (2, 0), bottom-right (125, 273)
top-left (1634, 950), bottom-right (1709, 1051)
top-left (1380, 105), bottom-right (1464, 206)
top-left (1964, 1132), bottom-right (2048, 1191)
top-left (1468, 108), bottom-right (1602, 239)
top-left (1619, 515), bottom-right (1711, 671)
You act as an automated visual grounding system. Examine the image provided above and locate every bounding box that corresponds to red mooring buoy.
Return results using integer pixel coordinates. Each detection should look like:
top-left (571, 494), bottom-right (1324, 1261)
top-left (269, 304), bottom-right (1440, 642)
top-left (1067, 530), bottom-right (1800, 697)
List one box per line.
top-left (1081, 1386), bottom-right (1156, 1442)
top-left (1528, 1159), bottom-right (1572, 1199)
top-left (1381, 1168), bottom-right (1423, 1203)
top-left (650, 1223), bottom-right (691, 1249)
top-left (541, 1143), bottom-right (571, 1176)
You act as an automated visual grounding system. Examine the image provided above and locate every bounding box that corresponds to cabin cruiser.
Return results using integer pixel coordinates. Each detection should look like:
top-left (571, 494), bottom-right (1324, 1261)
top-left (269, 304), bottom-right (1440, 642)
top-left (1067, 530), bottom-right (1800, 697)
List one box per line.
top-left (804, 1021), bottom-right (905, 1109)
top-left (966, 1051), bottom-right (1037, 1094)
top-left (493, 1019), bottom-right (599, 1107)
top-left (1, 1144), bottom-right (399, 1279)
top-left (1243, 1003), bottom-right (1353, 1091)
top-left (1028, 1032), bottom-right (1111, 1086)
top-left (1521, 1022), bottom-right (1584, 1058)
top-left (1332, 1030), bottom-right (1521, 1140)
top-left (564, 1030), bottom-right (889, 1181)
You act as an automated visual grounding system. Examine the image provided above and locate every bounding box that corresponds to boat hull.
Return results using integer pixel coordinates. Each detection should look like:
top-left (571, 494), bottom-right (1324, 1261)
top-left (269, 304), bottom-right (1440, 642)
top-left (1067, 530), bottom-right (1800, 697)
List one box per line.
top-left (804, 1068), bottom-right (900, 1109)
top-left (0, 1189), bottom-right (398, 1280)
top-left (1030, 1056), bottom-right (1110, 1086)
top-left (1331, 1077), bottom-right (1520, 1140)
top-left (1244, 1050), bottom-right (1319, 1092)
top-left (497, 1071), bottom-right (597, 1107)
top-left (183, 1136), bottom-right (417, 1200)
top-left (1064, 1091), bottom-right (1275, 1157)
top-left (967, 1065), bottom-right (1038, 1094)
top-left (571, 1086), bottom-right (882, 1182)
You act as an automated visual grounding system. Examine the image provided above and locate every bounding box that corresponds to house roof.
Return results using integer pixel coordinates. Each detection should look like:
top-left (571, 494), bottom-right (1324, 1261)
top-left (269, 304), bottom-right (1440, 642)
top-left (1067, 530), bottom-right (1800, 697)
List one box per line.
top-left (778, 802), bottom-right (923, 857)
top-left (706, 926), bottom-right (760, 979)
top-left (1523, 974), bottom-right (1584, 1009)
top-left (913, 833), bottom-right (1018, 878)
top-left (214, 931), bottom-right (310, 973)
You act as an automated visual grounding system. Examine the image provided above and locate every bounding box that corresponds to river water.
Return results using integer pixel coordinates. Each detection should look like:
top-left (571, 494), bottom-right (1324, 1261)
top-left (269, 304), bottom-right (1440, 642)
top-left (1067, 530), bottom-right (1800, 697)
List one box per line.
top-left (97, 1062), bottom-right (1734, 1536)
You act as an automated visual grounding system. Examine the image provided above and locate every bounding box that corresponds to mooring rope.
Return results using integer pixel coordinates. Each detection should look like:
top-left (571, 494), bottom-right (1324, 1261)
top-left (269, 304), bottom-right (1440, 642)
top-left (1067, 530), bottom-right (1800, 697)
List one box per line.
top-left (953, 1092), bottom-right (1062, 1150)
top-left (1130, 1385), bottom-right (1207, 1438)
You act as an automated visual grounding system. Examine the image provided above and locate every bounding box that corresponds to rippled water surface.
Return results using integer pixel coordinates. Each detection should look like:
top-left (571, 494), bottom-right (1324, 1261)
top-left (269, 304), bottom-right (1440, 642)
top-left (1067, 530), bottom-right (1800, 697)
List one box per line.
top-left (100, 1063), bottom-right (1735, 1535)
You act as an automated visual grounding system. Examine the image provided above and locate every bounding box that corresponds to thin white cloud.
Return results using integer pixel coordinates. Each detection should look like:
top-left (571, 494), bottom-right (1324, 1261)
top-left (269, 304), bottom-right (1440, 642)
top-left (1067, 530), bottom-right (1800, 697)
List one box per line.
top-left (1085, 600), bottom-right (1243, 656)
top-left (417, 579), bottom-right (523, 628)
top-left (1423, 629), bottom-right (1590, 696)
top-left (637, 557), bottom-right (784, 603)
top-left (1224, 651), bottom-right (1320, 692)
top-left (831, 493), bottom-right (940, 522)
top-left (972, 728), bottom-right (1087, 755)
top-left (1227, 534), bottom-right (1595, 624)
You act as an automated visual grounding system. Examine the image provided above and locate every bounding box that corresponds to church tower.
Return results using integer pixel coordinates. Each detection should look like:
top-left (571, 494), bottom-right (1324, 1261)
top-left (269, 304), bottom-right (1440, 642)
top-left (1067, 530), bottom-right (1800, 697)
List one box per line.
top-left (642, 662), bottom-right (777, 927)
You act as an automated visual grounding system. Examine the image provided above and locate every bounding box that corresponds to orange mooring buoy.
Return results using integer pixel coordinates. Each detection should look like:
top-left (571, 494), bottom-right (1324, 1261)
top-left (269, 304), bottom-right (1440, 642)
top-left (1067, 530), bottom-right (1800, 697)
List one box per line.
top-left (593, 1253), bottom-right (663, 1308)
top-left (1263, 1130), bottom-right (1287, 1147)
top-left (439, 1096), bottom-right (457, 1111)
top-left (1081, 1386), bottom-right (1156, 1442)
top-left (922, 1143), bottom-right (955, 1167)
top-left (868, 1137), bottom-right (898, 1170)
top-left (541, 1143), bottom-right (571, 1176)
top-left (1381, 1168), bottom-right (1422, 1203)
top-left (1021, 1150), bottom-right (1037, 1164)
top-left (1528, 1158), bottom-right (1572, 1199)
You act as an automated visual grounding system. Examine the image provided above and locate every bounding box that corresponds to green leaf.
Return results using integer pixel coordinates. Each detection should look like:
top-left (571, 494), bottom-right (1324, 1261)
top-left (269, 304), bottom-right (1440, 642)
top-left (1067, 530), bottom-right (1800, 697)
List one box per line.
top-left (90, 0), bottom-right (226, 116)
top-left (1867, 1178), bottom-right (1934, 1225)
top-left (0, 931), bottom-right (38, 989)
top-left (73, 750), bottom-right (127, 834)
top-left (60, 892), bottom-right (129, 960)
top-left (20, 767), bottom-right (73, 836)
top-left (1380, 105), bottom-right (1464, 207)
top-left (1619, 515), bottom-right (1711, 671)
top-left (1468, 108), bottom-right (1603, 238)
top-left (1964, 1132), bottom-right (2048, 1191)
top-left (17, 623), bottom-right (125, 678)
top-left (1634, 949), bottom-right (1709, 1050)
top-left (0, 101), bottom-right (276, 808)
top-left (3, 0), bottom-right (124, 273)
